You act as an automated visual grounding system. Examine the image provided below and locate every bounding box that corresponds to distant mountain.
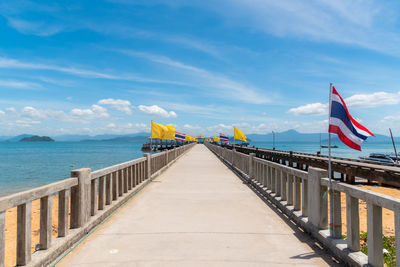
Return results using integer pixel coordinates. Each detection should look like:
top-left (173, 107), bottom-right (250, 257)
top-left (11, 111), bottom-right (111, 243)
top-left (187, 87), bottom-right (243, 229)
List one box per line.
top-left (53, 134), bottom-right (122, 141)
top-left (53, 132), bottom-right (149, 141)
top-left (20, 135), bottom-right (55, 142)
top-left (325, 134), bottom-right (396, 144)
top-left (5, 134), bottom-right (34, 142)
top-left (81, 135), bottom-right (148, 142)
top-left (247, 130), bottom-right (325, 142)
top-left (0, 136), bottom-right (12, 141)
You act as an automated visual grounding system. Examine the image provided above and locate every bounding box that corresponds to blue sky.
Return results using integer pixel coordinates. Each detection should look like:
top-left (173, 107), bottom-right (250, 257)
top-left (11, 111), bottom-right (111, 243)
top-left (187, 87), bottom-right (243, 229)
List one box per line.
top-left (1, 0), bottom-right (400, 136)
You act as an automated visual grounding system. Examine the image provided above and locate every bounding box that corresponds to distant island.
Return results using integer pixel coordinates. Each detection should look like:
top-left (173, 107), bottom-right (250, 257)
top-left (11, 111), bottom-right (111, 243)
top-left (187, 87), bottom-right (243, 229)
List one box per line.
top-left (19, 135), bottom-right (55, 142)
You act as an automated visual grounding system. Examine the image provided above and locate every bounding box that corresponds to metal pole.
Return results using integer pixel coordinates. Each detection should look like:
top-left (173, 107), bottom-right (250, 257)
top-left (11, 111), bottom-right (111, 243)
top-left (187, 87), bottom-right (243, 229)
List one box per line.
top-left (328, 83), bottom-right (334, 236)
top-left (319, 133), bottom-right (322, 154)
top-left (233, 127), bottom-right (236, 165)
top-left (150, 120), bottom-right (153, 175)
top-left (389, 128), bottom-right (398, 163)
top-left (272, 131), bottom-right (275, 150)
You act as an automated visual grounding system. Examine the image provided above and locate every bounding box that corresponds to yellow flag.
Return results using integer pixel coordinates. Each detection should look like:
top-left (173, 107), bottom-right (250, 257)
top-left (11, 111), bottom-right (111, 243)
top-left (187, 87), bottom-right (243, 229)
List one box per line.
top-left (165, 125), bottom-right (176, 140)
top-left (213, 136), bottom-right (220, 142)
top-left (185, 135), bottom-right (191, 141)
top-left (151, 122), bottom-right (168, 139)
top-left (234, 127), bottom-right (247, 142)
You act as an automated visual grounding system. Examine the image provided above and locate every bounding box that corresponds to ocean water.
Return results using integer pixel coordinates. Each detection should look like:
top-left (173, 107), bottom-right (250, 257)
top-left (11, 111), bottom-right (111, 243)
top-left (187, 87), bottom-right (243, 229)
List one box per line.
top-left (0, 140), bottom-right (397, 197)
top-left (0, 141), bottom-right (146, 197)
top-left (251, 141), bottom-right (397, 159)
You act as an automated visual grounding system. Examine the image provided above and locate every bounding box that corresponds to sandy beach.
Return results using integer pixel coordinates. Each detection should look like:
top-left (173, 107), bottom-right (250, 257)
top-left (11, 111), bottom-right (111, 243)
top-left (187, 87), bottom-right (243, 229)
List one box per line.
top-left (4, 196), bottom-right (60, 267)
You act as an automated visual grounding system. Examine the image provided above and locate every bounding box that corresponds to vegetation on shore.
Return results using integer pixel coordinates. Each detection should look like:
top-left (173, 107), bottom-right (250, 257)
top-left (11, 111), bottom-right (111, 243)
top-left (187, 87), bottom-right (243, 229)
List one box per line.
top-left (343, 232), bottom-right (395, 266)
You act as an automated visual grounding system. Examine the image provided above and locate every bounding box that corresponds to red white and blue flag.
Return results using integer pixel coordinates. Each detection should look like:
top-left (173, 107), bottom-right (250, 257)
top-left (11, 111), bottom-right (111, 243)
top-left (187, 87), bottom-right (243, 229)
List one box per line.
top-left (329, 86), bottom-right (374, 151)
top-left (175, 132), bottom-right (186, 142)
top-left (219, 133), bottom-right (229, 142)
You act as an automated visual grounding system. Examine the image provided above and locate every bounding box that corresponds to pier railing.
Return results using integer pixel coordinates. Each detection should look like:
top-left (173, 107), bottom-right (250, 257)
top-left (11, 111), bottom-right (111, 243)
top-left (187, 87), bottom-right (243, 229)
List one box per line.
top-left (0, 143), bottom-right (195, 267)
top-left (206, 143), bottom-right (399, 267)
top-left (224, 144), bottom-right (400, 187)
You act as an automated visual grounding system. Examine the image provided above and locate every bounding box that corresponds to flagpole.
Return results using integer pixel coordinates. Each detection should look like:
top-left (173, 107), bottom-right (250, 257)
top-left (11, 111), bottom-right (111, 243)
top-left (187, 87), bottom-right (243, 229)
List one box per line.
top-left (328, 83), bottom-right (334, 236)
top-left (233, 127), bottom-right (236, 165)
top-left (150, 120), bottom-right (153, 175)
top-left (233, 127), bottom-right (236, 148)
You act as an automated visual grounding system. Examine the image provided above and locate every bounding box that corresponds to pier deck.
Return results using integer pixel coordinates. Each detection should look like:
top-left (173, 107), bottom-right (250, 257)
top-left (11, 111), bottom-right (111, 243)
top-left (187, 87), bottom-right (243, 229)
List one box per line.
top-left (56, 145), bottom-right (337, 266)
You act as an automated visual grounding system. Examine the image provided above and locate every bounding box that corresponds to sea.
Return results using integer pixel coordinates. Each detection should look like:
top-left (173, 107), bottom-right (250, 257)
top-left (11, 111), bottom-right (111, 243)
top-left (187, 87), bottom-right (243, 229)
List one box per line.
top-left (0, 140), bottom-right (397, 197)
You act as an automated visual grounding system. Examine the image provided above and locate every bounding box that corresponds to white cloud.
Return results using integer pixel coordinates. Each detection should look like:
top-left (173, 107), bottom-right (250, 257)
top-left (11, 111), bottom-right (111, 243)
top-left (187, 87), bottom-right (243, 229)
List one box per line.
top-left (0, 57), bottom-right (184, 85)
top-left (0, 79), bottom-right (42, 90)
top-left (137, 105), bottom-right (177, 118)
top-left (345, 91), bottom-right (400, 108)
top-left (382, 115), bottom-right (400, 122)
top-left (18, 106), bottom-right (68, 121)
top-left (203, 0), bottom-right (400, 57)
top-left (70, 104), bottom-right (109, 120)
top-left (98, 98), bottom-right (132, 114)
top-left (121, 51), bottom-right (269, 104)
top-left (6, 107), bottom-right (16, 112)
top-left (21, 106), bottom-right (44, 118)
top-left (288, 90), bottom-right (400, 116)
top-left (0, 110), bottom-right (4, 116)
top-left (103, 122), bottom-right (149, 134)
top-left (15, 119), bottom-right (41, 125)
top-left (7, 17), bottom-right (63, 36)
top-left (288, 103), bottom-right (328, 116)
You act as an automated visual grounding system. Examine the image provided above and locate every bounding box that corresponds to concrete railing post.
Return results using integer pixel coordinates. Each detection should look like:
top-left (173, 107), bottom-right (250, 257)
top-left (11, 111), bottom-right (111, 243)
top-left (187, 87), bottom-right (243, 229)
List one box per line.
top-left (232, 149), bottom-right (236, 167)
top-left (70, 168), bottom-right (91, 228)
top-left (16, 202), bottom-right (31, 265)
top-left (144, 153), bottom-right (151, 180)
top-left (249, 153), bottom-right (255, 182)
top-left (0, 211), bottom-right (4, 267)
top-left (275, 169), bottom-right (281, 197)
top-left (346, 195), bottom-right (360, 251)
top-left (308, 167), bottom-right (328, 229)
top-left (367, 202), bottom-right (383, 267)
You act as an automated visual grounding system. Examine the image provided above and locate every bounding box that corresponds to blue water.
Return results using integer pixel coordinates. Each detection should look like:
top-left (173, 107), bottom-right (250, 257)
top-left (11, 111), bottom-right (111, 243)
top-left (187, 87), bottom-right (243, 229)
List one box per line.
top-left (0, 140), bottom-right (397, 197)
top-left (251, 141), bottom-right (396, 159)
top-left (0, 141), bottom-right (145, 197)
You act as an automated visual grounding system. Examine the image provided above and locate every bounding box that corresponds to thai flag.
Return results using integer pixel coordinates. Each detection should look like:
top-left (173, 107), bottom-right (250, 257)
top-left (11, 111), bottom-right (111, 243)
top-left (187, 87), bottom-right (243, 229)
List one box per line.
top-left (175, 132), bottom-right (186, 142)
top-left (329, 86), bottom-right (374, 151)
top-left (219, 133), bottom-right (229, 142)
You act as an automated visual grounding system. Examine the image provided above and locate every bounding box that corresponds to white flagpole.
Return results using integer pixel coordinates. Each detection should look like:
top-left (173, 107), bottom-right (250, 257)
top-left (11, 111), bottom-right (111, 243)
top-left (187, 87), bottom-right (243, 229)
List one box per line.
top-left (328, 83), bottom-right (334, 236)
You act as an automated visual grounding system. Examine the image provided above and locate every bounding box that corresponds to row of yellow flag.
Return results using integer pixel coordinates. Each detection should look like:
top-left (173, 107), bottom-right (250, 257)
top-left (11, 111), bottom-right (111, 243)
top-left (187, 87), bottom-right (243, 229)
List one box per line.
top-left (151, 121), bottom-right (247, 143)
top-left (150, 122), bottom-right (198, 141)
top-left (205, 128), bottom-right (248, 143)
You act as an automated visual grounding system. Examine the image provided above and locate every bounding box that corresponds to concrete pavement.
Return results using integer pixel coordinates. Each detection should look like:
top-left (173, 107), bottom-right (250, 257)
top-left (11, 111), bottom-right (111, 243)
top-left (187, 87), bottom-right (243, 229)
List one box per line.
top-left (56, 144), bottom-right (339, 266)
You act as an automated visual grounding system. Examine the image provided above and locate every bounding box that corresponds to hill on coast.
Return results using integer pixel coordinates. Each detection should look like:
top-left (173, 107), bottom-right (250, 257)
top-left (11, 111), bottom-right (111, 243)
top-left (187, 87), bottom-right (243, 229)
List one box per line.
top-left (19, 136), bottom-right (55, 142)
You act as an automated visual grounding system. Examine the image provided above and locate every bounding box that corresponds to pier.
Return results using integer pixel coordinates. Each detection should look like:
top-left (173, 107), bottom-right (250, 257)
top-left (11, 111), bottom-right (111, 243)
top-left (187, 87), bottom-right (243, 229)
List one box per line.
top-left (227, 144), bottom-right (400, 187)
top-left (1, 143), bottom-right (400, 266)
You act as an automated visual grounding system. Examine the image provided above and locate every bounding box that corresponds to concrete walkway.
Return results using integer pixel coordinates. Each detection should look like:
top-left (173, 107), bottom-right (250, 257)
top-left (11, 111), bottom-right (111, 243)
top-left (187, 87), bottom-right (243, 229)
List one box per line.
top-left (56, 145), bottom-right (338, 266)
